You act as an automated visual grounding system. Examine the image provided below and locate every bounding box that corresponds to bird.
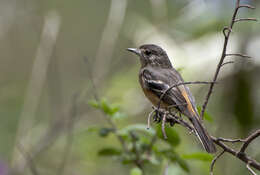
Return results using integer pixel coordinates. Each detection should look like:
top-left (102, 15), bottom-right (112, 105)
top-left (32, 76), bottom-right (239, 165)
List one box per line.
top-left (127, 44), bottom-right (216, 153)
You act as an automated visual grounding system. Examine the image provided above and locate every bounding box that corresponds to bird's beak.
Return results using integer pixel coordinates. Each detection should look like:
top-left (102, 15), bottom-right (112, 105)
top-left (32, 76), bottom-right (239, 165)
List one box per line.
top-left (127, 48), bottom-right (141, 56)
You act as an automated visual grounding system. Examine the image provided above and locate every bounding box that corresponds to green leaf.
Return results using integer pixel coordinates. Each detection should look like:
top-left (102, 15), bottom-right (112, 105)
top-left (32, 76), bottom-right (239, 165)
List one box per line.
top-left (175, 155), bottom-right (189, 172)
top-left (88, 100), bottom-right (99, 108)
top-left (83, 126), bottom-right (100, 133)
top-left (197, 106), bottom-right (213, 122)
top-left (99, 128), bottom-right (114, 137)
top-left (100, 98), bottom-right (111, 115)
top-left (156, 125), bottom-right (180, 146)
top-left (112, 112), bottom-right (127, 120)
top-left (130, 167), bottom-right (142, 175)
top-left (98, 147), bottom-right (121, 156)
top-left (182, 152), bottom-right (213, 162)
top-left (160, 149), bottom-right (189, 172)
top-left (118, 124), bottom-right (155, 137)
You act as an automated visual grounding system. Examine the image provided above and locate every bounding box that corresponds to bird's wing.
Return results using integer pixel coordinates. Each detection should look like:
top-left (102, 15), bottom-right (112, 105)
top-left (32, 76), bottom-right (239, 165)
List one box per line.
top-left (142, 67), bottom-right (199, 118)
top-left (141, 68), bottom-right (187, 110)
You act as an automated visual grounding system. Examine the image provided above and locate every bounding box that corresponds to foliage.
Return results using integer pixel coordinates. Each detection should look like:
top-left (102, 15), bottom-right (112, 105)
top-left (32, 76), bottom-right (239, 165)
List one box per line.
top-left (89, 98), bottom-right (210, 174)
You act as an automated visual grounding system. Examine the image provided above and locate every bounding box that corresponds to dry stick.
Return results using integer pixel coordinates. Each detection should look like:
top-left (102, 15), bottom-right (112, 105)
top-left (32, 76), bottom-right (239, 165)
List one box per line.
top-left (234, 18), bottom-right (257, 23)
top-left (162, 113), bottom-right (167, 139)
top-left (212, 136), bottom-right (260, 170)
top-left (151, 112), bottom-right (260, 171)
top-left (247, 162), bottom-right (257, 175)
top-left (210, 150), bottom-right (225, 175)
top-left (216, 137), bottom-right (244, 143)
top-left (238, 5), bottom-right (255, 9)
top-left (239, 129), bottom-right (260, 153)
top-left (226, 53), bottom-right (251, 58)
top-left (200, 0), bottom-right (256, 118)
top-left (147, 109), bottom-right (156, 129)
top-left (221, 61), bottom-right (235, 67)
top-left (17, 143), bottom-right (39, 175)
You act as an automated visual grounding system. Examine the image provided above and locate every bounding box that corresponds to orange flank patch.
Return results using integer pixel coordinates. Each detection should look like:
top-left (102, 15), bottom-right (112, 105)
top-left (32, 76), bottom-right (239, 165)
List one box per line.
top-left (181, 89), bottom-right (196, 115)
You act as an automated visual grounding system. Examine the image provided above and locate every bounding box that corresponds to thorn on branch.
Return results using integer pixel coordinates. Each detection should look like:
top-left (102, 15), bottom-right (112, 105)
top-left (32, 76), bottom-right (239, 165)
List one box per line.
top-left (234, 18), bottom-right (258, 23)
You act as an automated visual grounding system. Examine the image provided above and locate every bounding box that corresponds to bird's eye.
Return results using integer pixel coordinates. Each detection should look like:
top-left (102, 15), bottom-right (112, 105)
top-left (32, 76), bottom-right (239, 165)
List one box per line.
top-left (144, 50), bottom-right (152, 56)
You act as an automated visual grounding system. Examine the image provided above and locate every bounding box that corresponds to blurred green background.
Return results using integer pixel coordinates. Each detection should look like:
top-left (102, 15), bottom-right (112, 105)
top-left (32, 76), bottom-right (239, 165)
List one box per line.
top-left (0, 0), bottom-right (259, 174)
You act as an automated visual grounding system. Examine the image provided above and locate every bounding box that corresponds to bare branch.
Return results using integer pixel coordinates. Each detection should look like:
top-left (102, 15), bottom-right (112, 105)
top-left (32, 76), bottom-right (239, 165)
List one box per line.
top-left (226, 53), bottom-right (251, 58)
top-left (17, 143), bottom-right (39, 175)
top-left (212, 135), bottom-right (260, 170)
top-left (247, 162), bottom-right (258, 175)
top-left (150, 111), bottom-right (260, 171)
top-left (157, 81), bottom-right (217, 110)
top-left (147, 109), bottom-right (156, 129)
top-left (221, 61), bottom-right (235, 68)
top-left (234, 18), bottom-right (258, 23)
top-left (201, 0), bottom-right (254, 118)
top-left (216, 137), bottom-right (244, 143)
top-left (210, 150), bottom-right (225, 175)
top-left (239, 129), bottom-right (260, 153)
top-left (162, 113), bottom-right (167, 139)
top-left (238, 5), bottom-right (255, 10)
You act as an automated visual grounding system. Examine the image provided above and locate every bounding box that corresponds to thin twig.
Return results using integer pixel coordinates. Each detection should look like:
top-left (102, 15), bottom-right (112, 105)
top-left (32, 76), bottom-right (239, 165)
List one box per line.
top-left (238, 5), bottom-right (255, 9)
top-left (212, 135), bottom-right (260, 170)
top-left (247, 162), bottom-right (258, 175)
top-left (147, 109), bottom-right (156, 129)
top-left (152, 111), bottom-right (260, 171)
top-left (216, 137), bottom-right (244, 143)
top-left (210, 150), bottom-right (225, 175)
top-left (201, 0), bottom-right (246, 118)
top-left (157, 81), bottom-right (216, 110)
top-left (17, 143), bottom-right (39, 175)
top-left (234, 18), bottom-right (257, 23)
top-left (239, 129), bottom-right (260, 153)
top-left (226, 53), bottom-right (251, 58)
top-left (221, 61), bottom-right (235, 67)
top-left (162, 113), bottom-right (167, 139)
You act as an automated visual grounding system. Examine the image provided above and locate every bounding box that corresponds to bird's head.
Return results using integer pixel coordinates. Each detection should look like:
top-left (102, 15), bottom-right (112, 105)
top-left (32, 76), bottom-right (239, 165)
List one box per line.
top-left (127, 44), bottom-right (172, 68)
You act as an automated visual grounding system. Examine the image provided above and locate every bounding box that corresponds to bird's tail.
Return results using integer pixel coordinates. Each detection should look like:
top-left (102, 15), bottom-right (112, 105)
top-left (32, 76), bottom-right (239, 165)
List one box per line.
top-left (189, 116), bottom-right (216, 153)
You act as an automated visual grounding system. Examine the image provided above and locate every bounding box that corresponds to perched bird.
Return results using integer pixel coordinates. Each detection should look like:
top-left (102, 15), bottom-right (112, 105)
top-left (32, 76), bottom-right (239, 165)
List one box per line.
top-left (127, 44), bottom-right (216, 153)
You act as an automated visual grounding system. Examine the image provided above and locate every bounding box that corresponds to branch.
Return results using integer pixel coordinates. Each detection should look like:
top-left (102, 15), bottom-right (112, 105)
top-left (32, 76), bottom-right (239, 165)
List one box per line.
top-left (239, 130), bottom-right (260, 153)
top-left (210, 150), bottom-right (225, 175)
top-left (200, 0), bottom-right (255, 118)
top-left (226, 53), bottom-right (251, 58)
top-left (212, 131), bottom-right (260, 171)
top-left (247, 162), bottom-right (258, 175)
top-left (234, 18), bottom-right (257, 23)
top-left (17, 143), bottom-right (39, 175)
top-left (157, 81), bottom-right (217, 111)
top-left (149, 111), bottom-right (260, 171)
top-left (221, 61), bottom-right (235, 68)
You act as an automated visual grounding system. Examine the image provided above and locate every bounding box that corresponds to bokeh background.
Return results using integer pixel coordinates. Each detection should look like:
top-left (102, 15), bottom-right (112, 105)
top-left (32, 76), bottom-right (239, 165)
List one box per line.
top-left (0, 0), bottom-right (259, 174)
